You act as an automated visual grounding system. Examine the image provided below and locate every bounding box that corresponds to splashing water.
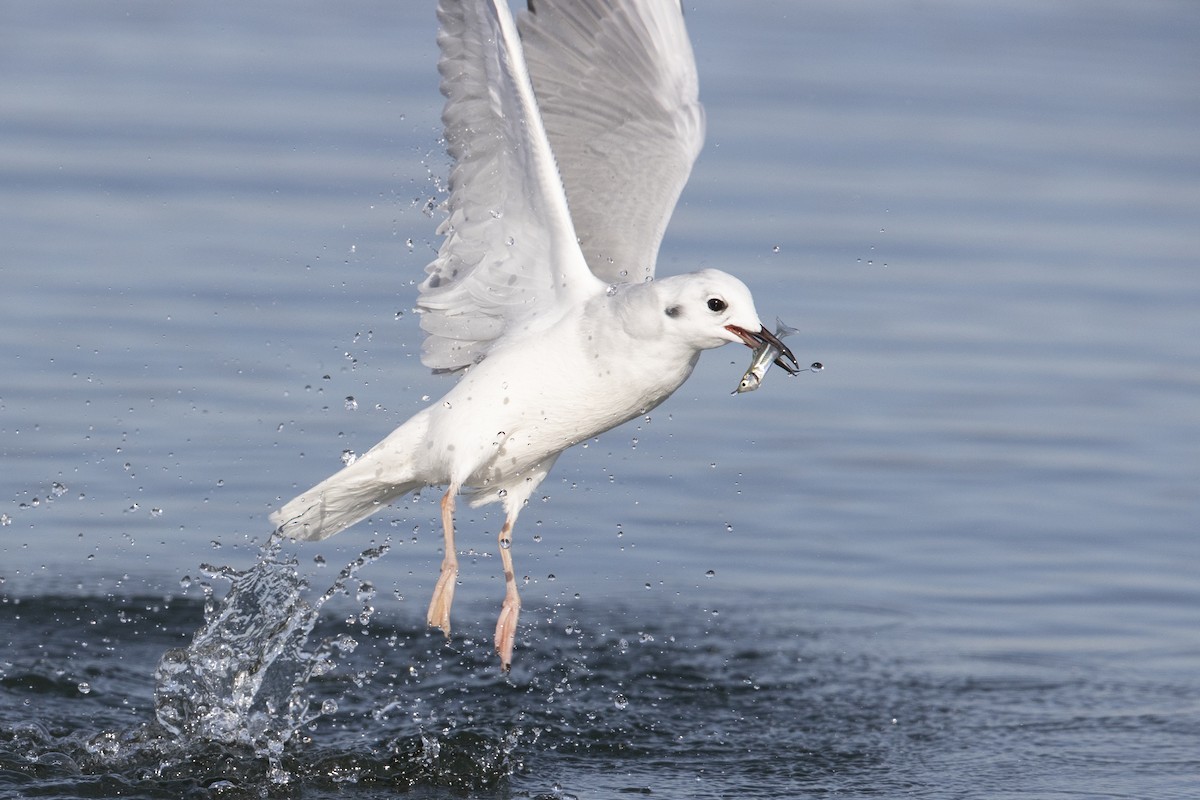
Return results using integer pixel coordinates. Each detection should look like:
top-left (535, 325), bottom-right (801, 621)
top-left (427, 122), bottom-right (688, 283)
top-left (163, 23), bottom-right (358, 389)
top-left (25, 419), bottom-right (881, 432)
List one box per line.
top-left (0, 528), bottom-right (538, 794)
top-left (152, 532), bottom-right (388, 780)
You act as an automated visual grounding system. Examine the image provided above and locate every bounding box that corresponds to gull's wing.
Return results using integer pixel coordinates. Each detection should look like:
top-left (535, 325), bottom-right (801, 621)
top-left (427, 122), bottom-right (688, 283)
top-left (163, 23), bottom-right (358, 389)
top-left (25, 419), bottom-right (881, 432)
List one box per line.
top-left (419, 0), bottom-right (605, 371)
top-left (517, 0), bottom-right (705, 284)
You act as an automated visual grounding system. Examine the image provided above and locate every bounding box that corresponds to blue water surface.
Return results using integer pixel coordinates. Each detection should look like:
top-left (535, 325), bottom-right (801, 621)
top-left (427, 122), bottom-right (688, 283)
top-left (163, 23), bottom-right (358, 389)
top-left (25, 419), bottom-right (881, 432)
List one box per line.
top-left (2, 1), bottom-right (1198, 798)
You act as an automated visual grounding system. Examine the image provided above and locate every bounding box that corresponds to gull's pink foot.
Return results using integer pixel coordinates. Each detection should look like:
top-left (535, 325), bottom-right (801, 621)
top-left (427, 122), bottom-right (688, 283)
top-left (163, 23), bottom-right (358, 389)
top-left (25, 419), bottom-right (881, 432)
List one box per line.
top-left (427, 488), bottom-right (459, 637)
top-left (494, 594), bottom-right (520, 671)
top-left (427, 558), bottom-right (458, 637)
top-left (495, 520), bottom-right (521, 670)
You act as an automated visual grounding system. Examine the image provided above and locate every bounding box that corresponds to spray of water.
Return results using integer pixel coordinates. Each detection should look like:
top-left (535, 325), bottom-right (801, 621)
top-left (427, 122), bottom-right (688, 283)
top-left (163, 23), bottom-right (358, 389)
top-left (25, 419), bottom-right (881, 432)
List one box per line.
top-left (152, 531), bottom-right (388, 782)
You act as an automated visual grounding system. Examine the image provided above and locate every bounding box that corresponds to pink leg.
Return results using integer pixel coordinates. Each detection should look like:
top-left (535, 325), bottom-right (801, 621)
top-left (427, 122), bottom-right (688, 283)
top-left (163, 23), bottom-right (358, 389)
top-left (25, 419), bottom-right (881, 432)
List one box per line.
top-left (494, 517), bottom-right (521, 671)
top-left (427, 488), bottom-right (458, 637)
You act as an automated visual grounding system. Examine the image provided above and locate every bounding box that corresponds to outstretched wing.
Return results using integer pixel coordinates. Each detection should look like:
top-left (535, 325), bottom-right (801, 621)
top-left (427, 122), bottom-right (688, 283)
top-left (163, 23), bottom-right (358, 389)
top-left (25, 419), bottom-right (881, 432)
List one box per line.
top-left (518, 0), bottom-right (705, 284)
top-left (419, 0), bottom-right (605, 371)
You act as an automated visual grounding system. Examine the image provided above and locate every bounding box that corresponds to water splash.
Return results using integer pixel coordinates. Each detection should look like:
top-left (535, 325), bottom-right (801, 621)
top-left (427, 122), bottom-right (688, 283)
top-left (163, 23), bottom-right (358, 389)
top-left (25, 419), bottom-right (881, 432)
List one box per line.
top-left (152, 531), bottom-right (388, 779)
top-left (0, 534), bottom-right (529, 794)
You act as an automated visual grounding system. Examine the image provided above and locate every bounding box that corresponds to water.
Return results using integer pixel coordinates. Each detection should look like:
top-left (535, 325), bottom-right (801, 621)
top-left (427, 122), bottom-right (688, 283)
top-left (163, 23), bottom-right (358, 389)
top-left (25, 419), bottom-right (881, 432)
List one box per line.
top-left (3, 1), bottom-right (1199, 797)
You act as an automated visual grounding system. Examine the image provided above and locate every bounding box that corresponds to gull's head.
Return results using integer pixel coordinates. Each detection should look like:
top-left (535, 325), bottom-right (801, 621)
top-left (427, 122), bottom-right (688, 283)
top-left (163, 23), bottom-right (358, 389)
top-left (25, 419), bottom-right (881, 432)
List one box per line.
top-left (656, 269), bottom-right (791, 357)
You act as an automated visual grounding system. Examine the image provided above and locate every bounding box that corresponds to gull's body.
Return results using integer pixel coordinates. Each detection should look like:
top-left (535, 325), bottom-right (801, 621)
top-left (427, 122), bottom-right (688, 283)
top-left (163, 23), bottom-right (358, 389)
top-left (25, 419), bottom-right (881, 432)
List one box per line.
top-left (272, 0), bottom-right (796, 669)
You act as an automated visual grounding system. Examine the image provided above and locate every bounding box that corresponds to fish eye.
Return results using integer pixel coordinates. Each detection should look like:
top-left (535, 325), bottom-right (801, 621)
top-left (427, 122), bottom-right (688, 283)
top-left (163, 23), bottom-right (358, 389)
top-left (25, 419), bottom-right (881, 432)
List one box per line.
top-left (707, 297), bottom-right (727, 313)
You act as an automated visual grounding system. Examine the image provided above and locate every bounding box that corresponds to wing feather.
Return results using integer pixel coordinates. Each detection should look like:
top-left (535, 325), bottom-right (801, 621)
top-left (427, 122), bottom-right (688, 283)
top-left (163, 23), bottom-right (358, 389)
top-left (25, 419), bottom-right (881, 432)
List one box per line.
top-left (419, 0), bottom-right (604, 371)
top-left (518, 0), bottom-right (705, 284)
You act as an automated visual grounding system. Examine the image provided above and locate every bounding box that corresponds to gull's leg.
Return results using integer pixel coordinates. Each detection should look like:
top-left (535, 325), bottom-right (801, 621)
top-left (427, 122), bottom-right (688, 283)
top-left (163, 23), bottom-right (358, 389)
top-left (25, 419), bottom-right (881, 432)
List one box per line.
top-left (494, 513), bottom-right (521, 671)
top-left (427, 487), bottom-right (458, 637)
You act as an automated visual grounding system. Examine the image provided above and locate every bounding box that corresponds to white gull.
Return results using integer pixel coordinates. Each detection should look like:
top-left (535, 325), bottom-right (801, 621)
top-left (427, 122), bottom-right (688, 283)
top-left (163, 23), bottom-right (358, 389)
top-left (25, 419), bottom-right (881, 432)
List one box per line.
top-left (271, 0), bottom-right (798, 670)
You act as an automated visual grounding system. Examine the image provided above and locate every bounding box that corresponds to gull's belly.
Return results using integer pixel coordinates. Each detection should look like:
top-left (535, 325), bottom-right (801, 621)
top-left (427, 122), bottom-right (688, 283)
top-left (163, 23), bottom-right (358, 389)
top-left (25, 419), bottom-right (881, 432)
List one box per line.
top-left (429, 341), bottom-right (689, 489)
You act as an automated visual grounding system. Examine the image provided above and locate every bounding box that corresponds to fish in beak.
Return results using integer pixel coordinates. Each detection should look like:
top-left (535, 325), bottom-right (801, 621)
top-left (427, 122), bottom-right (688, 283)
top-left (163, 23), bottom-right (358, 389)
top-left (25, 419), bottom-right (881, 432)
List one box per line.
top-left (725, 321), bottom-right (801, 374)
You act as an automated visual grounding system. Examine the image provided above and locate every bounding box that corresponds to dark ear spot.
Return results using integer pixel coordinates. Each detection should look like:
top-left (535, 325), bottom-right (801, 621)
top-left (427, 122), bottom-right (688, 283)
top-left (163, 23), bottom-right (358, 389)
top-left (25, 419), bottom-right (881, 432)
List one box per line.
top-left (665, 305), bottom-right (682, 318)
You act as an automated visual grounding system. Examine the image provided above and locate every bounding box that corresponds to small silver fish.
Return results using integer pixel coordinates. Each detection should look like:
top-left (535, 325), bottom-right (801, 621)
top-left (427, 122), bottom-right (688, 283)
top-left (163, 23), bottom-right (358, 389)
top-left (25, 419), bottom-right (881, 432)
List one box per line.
top-left (734, 318), bottom-right (801, 394)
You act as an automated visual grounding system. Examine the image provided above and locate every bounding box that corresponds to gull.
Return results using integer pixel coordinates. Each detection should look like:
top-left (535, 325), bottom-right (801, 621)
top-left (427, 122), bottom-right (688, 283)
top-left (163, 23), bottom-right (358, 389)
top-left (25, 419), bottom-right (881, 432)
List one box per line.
top-left (271, 0), bottom-right (798, 670)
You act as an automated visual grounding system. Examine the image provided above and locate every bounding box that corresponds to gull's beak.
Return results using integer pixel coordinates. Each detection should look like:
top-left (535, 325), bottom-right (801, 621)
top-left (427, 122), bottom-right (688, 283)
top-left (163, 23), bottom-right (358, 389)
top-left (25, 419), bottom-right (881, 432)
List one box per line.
top-left (725, 324), bottom-right (801, 374)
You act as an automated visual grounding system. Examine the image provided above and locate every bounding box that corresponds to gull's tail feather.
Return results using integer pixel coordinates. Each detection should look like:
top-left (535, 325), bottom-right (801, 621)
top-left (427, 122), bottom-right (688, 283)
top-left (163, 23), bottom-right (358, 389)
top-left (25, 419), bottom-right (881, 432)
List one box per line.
top-left (270, 470), bottom-right (421, 542)
top-left (271, 415), bottom-right (428, 542)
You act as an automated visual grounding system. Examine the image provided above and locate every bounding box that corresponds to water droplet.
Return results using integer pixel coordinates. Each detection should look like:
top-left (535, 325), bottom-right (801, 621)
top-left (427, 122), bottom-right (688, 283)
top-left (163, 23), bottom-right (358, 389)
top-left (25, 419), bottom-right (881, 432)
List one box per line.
top-left (810, 362), bottom-right (824, 372)
top-left (499, 538), bottom-right (511, 550)
top-left (344, 396), bottom-right (358, 411)
top-left (532, 533), bottom-right (542, 543)
top-left (321, 699), bottom-right (338, 715)
top-left (725, 523), bottom-right (734, 533)
top-left (356, 581), bottom-right (376, 604)
top-left (547, 573), bottom-right (556, 582)
top-left (705, 569), bottom-right (716, 578)
top-left (150, 507), bottom-right (163, 518)
top-left (613, 693), bottom-right (628, 710)
top-left (341, 449), bottom-right (358, 466)
top-left (772, 245), bottom-right (781, 253)
top-left (51, 482), bottom-right (68, 497)
top-left (0, 514), bottom-right (10, 527)
top-left (77, 682), bottom-right (91, 695)
top-left (331, 634), bottom-right (357, 654)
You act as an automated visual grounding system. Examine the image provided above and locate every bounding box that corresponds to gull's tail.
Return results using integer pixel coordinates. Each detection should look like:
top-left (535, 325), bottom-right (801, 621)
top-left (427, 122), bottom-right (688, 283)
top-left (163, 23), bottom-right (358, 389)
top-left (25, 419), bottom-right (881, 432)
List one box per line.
top-left (270, 414), bottom-right (428, 542)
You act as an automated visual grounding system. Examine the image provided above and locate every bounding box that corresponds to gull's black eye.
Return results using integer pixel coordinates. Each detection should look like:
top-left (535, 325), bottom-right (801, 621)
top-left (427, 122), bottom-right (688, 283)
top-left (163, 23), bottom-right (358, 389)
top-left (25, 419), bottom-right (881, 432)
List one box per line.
top-left (707, 297), bottom-right (727, 313)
